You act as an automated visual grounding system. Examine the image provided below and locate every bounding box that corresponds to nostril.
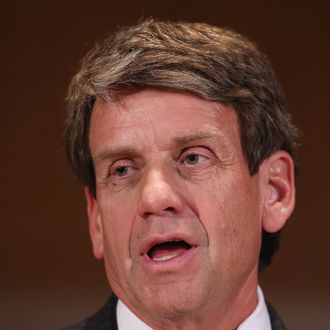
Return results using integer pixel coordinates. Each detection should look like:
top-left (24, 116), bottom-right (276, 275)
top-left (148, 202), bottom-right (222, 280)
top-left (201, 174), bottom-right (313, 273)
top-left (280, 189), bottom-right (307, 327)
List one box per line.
top-left (143, 207), bottom-right (175, 218)
top-left (165, 207), bottom-right (176, 212)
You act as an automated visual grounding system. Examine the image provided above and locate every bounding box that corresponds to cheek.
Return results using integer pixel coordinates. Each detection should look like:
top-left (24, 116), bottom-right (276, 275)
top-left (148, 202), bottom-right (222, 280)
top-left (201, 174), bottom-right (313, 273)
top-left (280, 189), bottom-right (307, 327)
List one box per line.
top-left (194, 175), bottom-right (262, 265)
top-left (99, 196), bottom-right (137, 270)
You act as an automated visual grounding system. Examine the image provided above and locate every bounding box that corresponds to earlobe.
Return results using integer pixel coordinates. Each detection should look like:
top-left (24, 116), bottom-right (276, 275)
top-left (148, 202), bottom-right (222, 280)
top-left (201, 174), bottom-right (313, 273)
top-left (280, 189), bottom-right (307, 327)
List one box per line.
top-left (84, 187), bottom-right (104, 259)
top-left (261, 151), bottom-right (296, 233)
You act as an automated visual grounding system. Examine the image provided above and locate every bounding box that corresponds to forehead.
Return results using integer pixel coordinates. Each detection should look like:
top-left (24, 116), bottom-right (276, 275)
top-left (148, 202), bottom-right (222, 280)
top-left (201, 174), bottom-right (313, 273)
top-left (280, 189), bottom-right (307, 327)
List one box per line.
top-left (89, 89), bottom-right (241, 154)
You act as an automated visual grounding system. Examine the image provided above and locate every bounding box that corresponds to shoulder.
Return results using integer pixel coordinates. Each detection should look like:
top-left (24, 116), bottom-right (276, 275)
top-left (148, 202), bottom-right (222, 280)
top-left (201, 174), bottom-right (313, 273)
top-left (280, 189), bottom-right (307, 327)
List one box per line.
top-left (61, 295), bottom-right (118, 330)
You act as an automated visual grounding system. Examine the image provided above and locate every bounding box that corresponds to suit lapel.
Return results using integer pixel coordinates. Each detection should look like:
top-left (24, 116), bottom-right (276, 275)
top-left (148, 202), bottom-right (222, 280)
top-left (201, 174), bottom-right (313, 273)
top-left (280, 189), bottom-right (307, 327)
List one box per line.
top-left (266, 301), bottom-right (287, 330)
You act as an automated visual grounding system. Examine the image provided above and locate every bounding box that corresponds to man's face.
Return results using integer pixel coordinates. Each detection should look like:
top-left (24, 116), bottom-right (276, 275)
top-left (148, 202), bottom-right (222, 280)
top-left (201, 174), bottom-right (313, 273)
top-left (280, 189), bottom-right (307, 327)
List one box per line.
top-left (88, 89), bottom-right (265, 324)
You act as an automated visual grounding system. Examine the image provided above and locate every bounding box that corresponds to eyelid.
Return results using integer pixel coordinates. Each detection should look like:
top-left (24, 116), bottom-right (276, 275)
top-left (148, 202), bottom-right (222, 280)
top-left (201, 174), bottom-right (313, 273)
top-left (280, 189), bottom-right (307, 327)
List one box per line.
top-left (110, 159), bottom-right (137, 176)
top-left (111, 156), bottom-right (136, 166)
top-left (180, 145), bottom-right (213, 157)
top-left (177, 146), bottom-right (214, 165)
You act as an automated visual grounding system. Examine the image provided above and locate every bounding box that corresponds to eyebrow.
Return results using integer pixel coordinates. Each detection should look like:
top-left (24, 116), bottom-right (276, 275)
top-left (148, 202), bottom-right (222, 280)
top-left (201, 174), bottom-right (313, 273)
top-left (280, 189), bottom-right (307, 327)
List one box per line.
top-left (172, 130), bottom-right (223, 146)
top-left (94, 146), bottom-right (139, 162)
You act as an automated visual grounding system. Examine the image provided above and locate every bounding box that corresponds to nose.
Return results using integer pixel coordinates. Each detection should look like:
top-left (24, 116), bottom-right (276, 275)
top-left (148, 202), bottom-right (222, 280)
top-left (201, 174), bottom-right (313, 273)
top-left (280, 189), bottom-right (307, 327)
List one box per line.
top-left (138, 168), bottom-right (183, 218)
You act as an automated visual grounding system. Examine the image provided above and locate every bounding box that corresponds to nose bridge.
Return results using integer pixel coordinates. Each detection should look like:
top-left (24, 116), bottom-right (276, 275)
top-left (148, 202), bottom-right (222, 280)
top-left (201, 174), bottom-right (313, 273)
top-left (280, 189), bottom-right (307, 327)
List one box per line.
top-left (138, 164), bottom-right (182, 218)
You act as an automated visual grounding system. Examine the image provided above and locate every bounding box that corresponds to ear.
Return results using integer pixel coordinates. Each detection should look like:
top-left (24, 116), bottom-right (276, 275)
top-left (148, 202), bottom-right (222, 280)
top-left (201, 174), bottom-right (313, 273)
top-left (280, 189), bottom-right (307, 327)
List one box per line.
top-left (260, 151), bottom-right (295, 233)
top-left (84, 187), bottom-right (104, 259)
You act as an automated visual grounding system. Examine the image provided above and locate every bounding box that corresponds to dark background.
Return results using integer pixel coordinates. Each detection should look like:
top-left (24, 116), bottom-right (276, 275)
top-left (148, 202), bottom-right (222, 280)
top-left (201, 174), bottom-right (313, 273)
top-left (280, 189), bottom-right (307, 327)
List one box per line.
top-left (1, 1), bottom-right (329, 329)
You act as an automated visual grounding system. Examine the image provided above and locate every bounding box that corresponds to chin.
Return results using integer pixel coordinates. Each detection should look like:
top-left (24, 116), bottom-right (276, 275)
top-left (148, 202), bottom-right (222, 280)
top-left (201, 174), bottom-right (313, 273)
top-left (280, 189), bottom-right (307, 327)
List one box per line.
top-left (136, 278), bottom-right (212, 320)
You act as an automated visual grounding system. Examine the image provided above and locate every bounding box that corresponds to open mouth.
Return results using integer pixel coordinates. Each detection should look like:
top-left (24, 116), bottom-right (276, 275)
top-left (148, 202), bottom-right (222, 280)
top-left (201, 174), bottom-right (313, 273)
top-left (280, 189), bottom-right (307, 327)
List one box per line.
top-left (147, 240), bottom-right (192, 262)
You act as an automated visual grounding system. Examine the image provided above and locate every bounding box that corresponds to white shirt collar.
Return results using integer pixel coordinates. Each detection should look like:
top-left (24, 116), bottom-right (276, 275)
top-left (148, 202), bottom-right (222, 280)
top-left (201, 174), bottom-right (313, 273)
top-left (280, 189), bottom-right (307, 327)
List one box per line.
top-left (237, 286), bottom-right (271, 330)
top-left (116, 286), bottom-right (271, 330)
top-left (116, 299), bottom-right (152, 330)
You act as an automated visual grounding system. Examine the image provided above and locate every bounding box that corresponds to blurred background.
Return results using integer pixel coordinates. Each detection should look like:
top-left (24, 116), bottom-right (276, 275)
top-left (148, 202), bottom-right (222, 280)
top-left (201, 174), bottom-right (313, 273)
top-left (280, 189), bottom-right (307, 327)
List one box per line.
top-left (1, 0), bottom-right (329, 329)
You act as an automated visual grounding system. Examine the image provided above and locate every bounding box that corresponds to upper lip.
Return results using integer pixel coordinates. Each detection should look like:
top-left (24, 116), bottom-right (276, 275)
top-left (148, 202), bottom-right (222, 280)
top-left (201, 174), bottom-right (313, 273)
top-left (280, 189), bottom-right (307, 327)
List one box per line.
top-left (139, 232), bottom-right (196, 257)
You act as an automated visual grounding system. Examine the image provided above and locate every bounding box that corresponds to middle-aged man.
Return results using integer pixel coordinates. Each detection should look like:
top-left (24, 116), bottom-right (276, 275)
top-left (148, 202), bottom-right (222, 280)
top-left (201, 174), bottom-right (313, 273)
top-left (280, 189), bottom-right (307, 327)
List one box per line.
top-left (63, 19), bottom-right (298, 330)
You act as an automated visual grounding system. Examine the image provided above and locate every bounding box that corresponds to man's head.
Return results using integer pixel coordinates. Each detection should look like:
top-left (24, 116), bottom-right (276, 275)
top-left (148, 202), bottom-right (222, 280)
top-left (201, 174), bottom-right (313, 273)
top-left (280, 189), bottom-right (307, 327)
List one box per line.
top-left (65, 19), bottom-right (298, 328)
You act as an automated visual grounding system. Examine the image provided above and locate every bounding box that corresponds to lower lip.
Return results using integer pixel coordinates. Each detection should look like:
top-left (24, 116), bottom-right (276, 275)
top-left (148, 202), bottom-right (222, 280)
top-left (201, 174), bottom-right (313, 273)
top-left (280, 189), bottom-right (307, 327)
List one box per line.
top-left (140, 246), bottom-right (199, 272)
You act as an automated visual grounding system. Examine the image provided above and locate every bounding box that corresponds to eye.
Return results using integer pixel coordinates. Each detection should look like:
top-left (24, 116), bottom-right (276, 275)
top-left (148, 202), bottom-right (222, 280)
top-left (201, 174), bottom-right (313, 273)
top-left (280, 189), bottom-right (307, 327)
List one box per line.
top-left (184, 154), bottom-right (203, 165)
top-left (181, 148), bottom-right (210, 167)
top-left (111, 161), bottom-right (136, 178)
top-left (113, 166), bottom-right (132, 176)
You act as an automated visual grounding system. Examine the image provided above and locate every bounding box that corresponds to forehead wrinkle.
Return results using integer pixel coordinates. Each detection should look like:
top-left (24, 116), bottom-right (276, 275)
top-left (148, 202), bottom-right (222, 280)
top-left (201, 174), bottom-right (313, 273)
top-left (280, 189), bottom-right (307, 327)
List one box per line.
top-left (94, 130), bottom-right (231, 162)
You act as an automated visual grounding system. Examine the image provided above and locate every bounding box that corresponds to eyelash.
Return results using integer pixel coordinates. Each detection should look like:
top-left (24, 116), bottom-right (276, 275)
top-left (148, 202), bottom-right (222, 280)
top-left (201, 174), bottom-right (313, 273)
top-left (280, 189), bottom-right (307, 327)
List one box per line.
top-left (180, 146), bottom-right (211, 164)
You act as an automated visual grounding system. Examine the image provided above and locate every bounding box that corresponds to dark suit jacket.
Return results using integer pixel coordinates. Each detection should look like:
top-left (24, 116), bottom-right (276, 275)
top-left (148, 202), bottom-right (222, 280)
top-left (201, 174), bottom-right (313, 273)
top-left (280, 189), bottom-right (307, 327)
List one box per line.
top-left (63, 295), bottom-right (287, 330)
